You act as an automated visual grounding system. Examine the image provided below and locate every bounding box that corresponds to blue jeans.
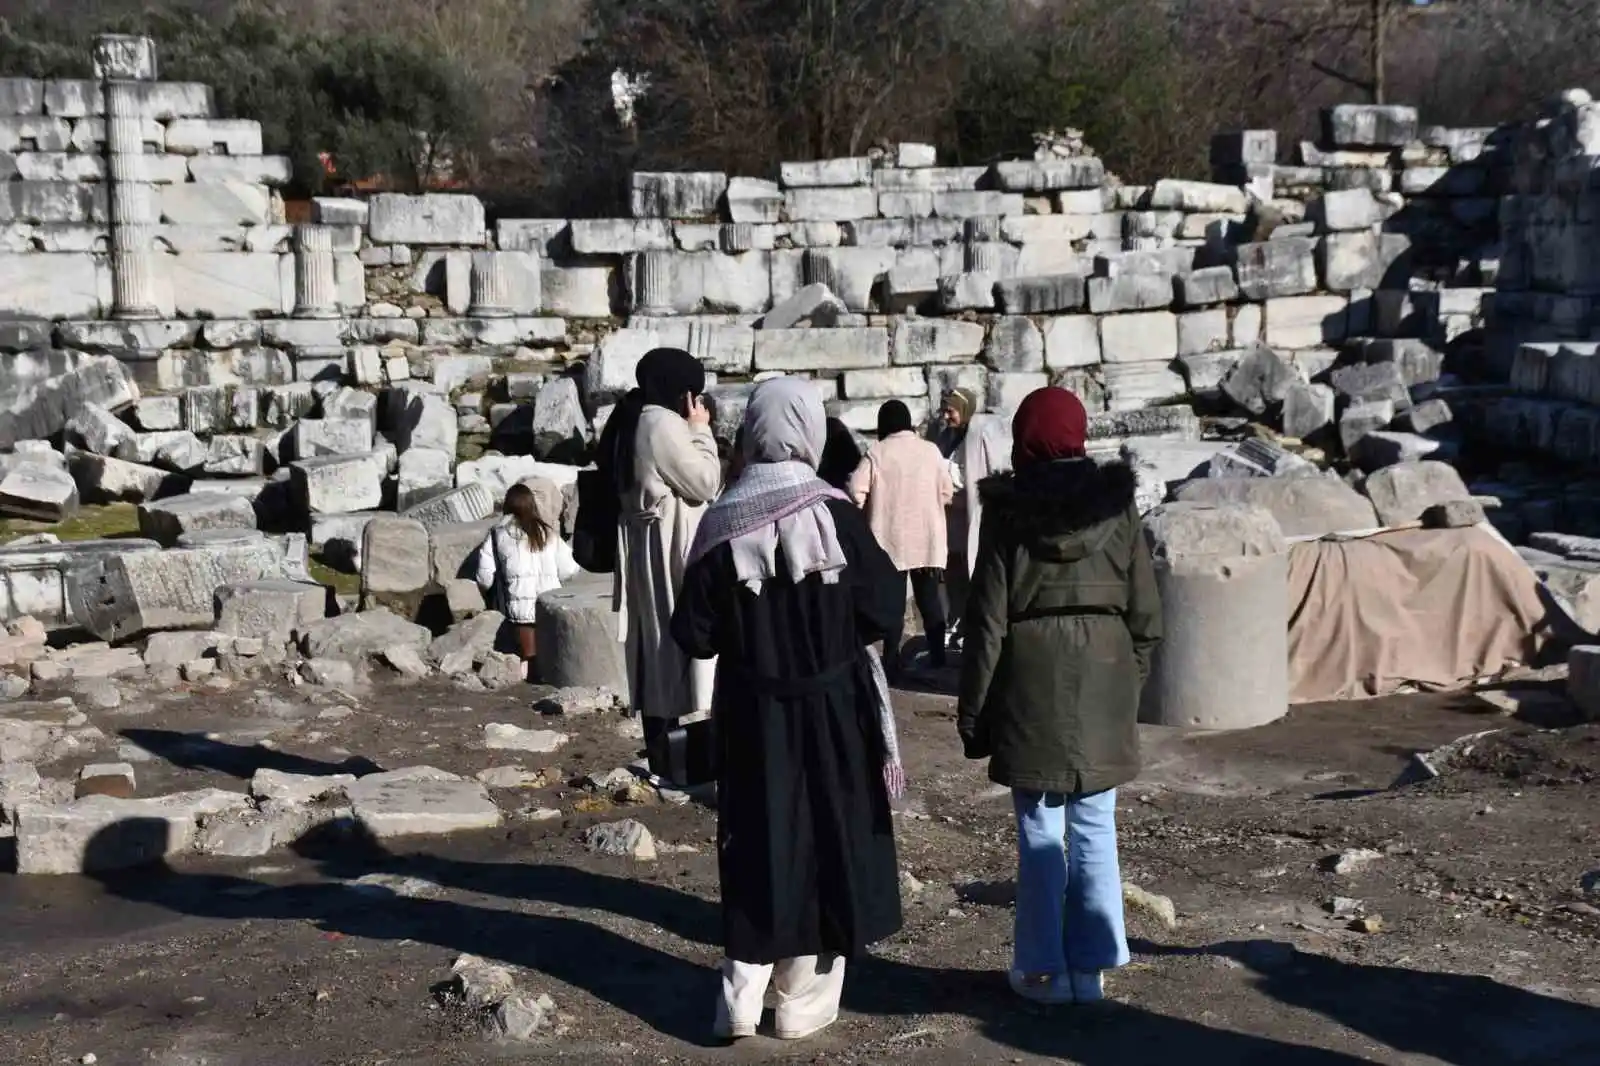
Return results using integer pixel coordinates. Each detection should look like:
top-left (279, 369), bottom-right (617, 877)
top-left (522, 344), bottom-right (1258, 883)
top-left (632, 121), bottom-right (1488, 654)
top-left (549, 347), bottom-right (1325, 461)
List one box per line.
top-left (1011, 788), bottom-right (1130, 977)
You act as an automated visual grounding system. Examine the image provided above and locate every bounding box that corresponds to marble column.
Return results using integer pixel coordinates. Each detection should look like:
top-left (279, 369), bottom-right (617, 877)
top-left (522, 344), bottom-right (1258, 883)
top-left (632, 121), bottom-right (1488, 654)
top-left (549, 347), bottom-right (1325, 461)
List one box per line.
top-left (966, 241), bottom-right (1005, 274)
top-left (633, 251), bottom-right (673, 313)
top-left (802, 249), bottom-right (838, 291)
top-left (294, 225), bottom-right (339, 318)
top-left (467, 251), bottom-right (514, 317)
top-left (106, 80), bottom-right (160, 320)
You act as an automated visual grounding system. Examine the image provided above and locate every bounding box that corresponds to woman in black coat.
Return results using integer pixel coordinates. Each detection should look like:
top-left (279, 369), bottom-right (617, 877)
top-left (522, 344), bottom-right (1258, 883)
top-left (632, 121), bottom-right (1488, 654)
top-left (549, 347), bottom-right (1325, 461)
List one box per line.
top-left (672, 379), bottom-right (904, 1042)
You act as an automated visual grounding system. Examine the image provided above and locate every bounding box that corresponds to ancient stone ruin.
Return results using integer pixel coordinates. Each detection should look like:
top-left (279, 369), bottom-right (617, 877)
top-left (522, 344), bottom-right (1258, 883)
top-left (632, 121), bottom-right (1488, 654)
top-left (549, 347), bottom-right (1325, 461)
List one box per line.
top-left (1, 34), bottom-right (1599, 874)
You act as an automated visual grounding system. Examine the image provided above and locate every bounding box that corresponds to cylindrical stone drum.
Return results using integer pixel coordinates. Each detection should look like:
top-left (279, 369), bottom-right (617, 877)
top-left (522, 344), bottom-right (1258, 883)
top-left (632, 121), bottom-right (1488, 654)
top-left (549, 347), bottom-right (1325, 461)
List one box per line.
top-left (536, 575), bottom-right (628, 691)
top-left (1137, 501), bottom-right (1289, 730)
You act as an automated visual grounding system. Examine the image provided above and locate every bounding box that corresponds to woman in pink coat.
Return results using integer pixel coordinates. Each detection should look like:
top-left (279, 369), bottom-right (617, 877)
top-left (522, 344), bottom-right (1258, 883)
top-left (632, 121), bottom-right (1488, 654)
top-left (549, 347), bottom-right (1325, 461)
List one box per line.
top-left (850, 400), bottom-right (954, 679)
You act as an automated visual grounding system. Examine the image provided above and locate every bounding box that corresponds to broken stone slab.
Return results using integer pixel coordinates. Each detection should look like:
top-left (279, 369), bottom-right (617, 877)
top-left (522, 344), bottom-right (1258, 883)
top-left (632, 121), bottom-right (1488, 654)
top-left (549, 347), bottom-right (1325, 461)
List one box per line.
top-left (1309, 187), bottom-right (1387, 232)
top-left (380, 643), bottom-right (431, 678)
top-left (533, 686), bottom-right (625, 717)
top-left (299, 608), bottom-right (432, 661)
top-left (65, 403), bottom-right (135, 456)
top-left (0, 460), bottom-right (78, 522)
top-left (1220, 345), bottom-right (1297, 416)
top-left (214, 580), bottom-right (326, 645)
top-left (65, 452), bottom-right (171, 505)
top-left (491, 993), bottom-right (558, 1041)
top-left (140, 630), bottom-right (222, 669)
top-left (1087, 272), bottom-right (1174, 315)
top-left (14, 787), bottom-right (249, 874)
top-left (288, 417), bottom-right (374, 461)
top-left (75, 761), bottom-right (135, 799)
top-left (1360, 460), bottom-right (1472, 526)
top-left (114, 429), bottom-right (208, 473)
top-left (301, 657), bottom-right (360, 688)
top-left (1233, 238), bottom-right (1318, 300)
top-left (67, 540), bottom-right (291, 643)
top-left (1282, 382), bottom-right (1335, 440)
top-left (444, 578), bottom-right (485, 622)
top-left (359, 516), bottom-right (431, 603)
top-left (991, 159), bottom-right (1106, 192)
top-left (1338, 399), bottom-right (1396, 454)
top-left (248, 767), bottom-right (357, 809)
top-left (0, 538), bottom-right (159, 629)
top-left (1392, 729), bottom-right (1502, 786)
top-left (1323, 104), bottom-right (1419, 148)
top-left (1330, 361), bottom-right (1411, 410)
top-left (527, 377), bottom-right (590, 462)
top-left (429, 519), bottom-right (497, 589)
top-left (1421, 499), bottom-right (1486, 529)
top-left (0, 711), bottom-right (103, 766)
top-left (752, 327), bottom-right (889, 372)
top-left (396, 391), bottom-right (458, 457)
top-left (760, 282), bottom-right (847, 330)
top-left (891, 319), bottom-right (986, 366)
top-left (1174, 267), bottom-right (1239, 308)
top-left (478, 651), bottom-right (525, 690)
top-left (193, 803), bottom-right (348, 858)
top-left (203, 435), bottom-right (266, 477)
top-left (583, 818), bottom-right (657, 861)
top-left (401, 483), bottom-right (494, 530)
top-left (136, 492), bottom-right (257, 547)
top-left (0, 760), bottom-right (41, 823)
top-left (40, 641), bottom-right (144, 680)
top-left (630, 171), bottom-right (727, 220)
top-left (0, 355), bottom-right (139, 450)
top-left (483, 723), bottom-right (569, 754)
top-left (995, 274), bottom-right (1087, 315)
top-left (290, 452), bottom-right (385, 516)
top-left (428, 611), bottom-right (506, 667)
top-left (367, 193), bottom-right (486, 246)
top-left (1206, 438), bottom-right (1317, 479)
top-left (1173, 475), bottom-right (1380, 538)
top-left (346, 766), bottom-right (501, 839)
top-left (1395, 398), bottom-right (1453, 435)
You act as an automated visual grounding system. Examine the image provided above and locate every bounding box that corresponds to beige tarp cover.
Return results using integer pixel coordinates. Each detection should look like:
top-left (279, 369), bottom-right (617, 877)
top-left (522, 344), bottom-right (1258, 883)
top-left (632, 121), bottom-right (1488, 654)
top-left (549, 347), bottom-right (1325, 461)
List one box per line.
top-left (1287, 526), bottom-right (1552, 703)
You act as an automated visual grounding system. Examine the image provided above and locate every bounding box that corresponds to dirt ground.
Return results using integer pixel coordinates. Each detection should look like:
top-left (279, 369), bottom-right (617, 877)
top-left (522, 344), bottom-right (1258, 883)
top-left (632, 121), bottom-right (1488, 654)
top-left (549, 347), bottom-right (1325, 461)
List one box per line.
top-left (0, 665), bottom-right (1597, 1066)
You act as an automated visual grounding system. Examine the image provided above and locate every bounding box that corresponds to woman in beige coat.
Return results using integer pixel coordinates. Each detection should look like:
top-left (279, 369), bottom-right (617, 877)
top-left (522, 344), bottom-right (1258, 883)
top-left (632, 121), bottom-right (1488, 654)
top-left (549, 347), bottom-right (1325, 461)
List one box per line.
top-left (850, 400), bottom-right (954, 679)
top-left (610, 348), bottom-right (722, 780)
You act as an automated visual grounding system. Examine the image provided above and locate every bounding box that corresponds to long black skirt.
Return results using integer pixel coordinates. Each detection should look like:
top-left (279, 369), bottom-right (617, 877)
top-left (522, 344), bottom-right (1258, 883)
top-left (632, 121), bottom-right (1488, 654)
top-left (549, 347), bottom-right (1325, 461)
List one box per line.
top-left (716, 660), bottom-right (903, 964)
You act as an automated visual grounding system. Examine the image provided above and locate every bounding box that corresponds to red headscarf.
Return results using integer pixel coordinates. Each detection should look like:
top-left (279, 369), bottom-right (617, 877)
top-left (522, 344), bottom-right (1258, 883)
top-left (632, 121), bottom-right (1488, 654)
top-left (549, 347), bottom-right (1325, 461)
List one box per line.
top-left (1011, 386), bottom-right (1088, 468)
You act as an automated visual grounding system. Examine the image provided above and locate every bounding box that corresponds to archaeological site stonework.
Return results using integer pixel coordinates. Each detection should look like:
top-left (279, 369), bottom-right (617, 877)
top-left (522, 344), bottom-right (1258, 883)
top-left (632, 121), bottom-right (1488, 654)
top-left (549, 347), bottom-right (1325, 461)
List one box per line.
top-left (0, 34), bottom-right (1598, 742)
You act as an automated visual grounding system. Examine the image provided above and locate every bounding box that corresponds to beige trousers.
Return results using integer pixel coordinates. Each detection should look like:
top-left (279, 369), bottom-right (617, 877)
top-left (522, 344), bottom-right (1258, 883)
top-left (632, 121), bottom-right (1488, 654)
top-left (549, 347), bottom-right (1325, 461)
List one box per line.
top-left (715, 955), bottom-right (845, 1040)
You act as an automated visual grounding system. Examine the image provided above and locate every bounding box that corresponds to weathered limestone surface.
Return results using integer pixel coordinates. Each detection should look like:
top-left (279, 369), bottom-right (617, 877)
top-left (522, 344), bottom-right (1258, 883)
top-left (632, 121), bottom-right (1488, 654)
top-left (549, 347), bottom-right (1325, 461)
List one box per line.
top-left (1139, 502), bottom-right (1289, 730)
top-left (67, 539), bottom-right (292, 642)
top-left (536, 576), bottom-right (627, 691)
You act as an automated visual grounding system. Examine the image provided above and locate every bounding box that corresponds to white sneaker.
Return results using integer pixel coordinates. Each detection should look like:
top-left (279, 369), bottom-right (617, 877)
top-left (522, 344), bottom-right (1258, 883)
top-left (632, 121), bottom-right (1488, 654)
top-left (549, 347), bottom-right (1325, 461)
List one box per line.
top-left (1007, 969), bottom-right (1073, 1005)
top-left (1068, 971), bottom-right (1105, 1004)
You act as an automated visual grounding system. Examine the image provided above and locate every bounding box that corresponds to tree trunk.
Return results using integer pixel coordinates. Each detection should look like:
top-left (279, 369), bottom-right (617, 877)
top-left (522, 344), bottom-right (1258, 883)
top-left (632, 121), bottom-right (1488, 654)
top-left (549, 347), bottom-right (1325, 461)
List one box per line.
top-left (1370, 0), bottom-right (1387, 104)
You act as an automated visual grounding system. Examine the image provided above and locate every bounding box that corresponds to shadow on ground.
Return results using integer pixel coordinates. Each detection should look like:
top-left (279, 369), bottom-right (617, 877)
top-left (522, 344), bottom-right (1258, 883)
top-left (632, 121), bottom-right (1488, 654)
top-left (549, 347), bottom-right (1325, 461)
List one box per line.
top-left (75, 822), bottom-right (1600, 1062)
top-left (119, 729), bottom-right (384, 780)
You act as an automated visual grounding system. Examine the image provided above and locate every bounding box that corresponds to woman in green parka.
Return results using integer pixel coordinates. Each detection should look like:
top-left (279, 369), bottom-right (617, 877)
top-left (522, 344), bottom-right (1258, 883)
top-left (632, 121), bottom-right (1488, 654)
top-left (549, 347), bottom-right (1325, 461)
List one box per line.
top-left (956, 385), bottom-right (1163, 1006)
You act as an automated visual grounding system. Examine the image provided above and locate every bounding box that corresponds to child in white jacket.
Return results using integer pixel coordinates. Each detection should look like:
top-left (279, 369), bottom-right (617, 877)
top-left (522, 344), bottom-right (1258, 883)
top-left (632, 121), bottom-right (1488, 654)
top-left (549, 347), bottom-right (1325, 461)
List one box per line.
top-left (476, 479), bottom-right (581, 665)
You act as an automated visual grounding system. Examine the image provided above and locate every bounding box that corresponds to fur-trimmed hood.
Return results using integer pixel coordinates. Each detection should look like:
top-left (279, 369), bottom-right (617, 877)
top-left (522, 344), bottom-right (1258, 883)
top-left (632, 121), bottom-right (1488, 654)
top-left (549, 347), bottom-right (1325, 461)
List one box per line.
top-left (978, 458), bottom-right (1137, 557)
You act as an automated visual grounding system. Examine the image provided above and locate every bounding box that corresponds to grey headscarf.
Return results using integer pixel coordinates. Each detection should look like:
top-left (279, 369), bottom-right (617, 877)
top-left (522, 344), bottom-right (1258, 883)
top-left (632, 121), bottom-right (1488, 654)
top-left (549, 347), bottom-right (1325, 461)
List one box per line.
top-left (688, 378), bottom-right (847, 593)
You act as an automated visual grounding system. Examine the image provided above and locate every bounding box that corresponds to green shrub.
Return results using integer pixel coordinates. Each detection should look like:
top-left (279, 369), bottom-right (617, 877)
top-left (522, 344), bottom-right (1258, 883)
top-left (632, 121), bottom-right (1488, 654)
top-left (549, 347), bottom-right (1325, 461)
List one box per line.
top-left (0, 8), bottom-right (482, 196)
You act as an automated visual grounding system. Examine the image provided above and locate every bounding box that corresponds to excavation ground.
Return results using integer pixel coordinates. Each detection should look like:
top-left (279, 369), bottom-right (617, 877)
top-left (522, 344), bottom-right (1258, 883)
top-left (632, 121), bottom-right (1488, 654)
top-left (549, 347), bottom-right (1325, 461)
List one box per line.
top-left (0, 673), bottom-right (1597, 1065)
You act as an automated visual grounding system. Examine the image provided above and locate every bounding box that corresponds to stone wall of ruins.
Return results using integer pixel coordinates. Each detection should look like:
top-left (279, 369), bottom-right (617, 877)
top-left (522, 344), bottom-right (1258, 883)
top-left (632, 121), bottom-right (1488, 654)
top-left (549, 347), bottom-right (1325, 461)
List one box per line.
top-left (4, 32), bottom-right (1595, 631)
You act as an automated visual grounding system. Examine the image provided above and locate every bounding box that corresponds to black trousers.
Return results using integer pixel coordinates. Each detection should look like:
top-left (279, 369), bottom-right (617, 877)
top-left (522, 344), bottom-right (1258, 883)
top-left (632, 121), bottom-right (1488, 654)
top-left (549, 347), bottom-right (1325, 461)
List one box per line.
top-left (643, 716), bottom-right (679, 779)
top-left (884, 567), bottom-right (946, 673)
